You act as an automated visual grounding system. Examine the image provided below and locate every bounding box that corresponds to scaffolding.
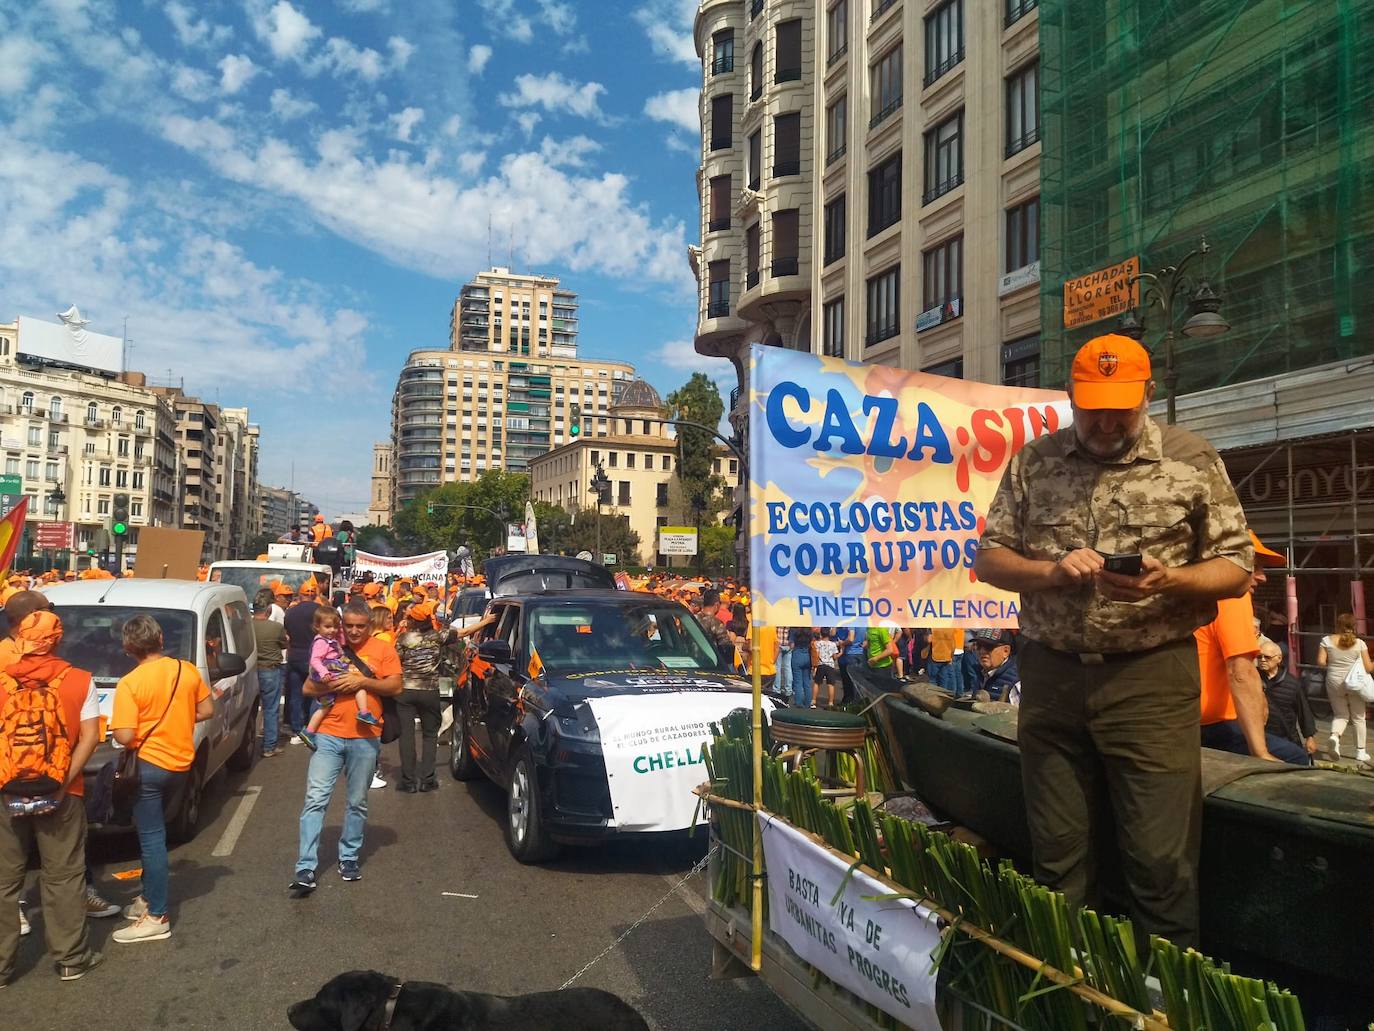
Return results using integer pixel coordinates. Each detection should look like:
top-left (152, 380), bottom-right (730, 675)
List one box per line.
top-left (1037, 0), bottom-right (1374, 392)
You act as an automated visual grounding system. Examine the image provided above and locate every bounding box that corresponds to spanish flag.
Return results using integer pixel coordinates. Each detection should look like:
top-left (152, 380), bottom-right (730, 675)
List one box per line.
top-left (0, 497), bottom-right (29, 578)
top-left (527, 646), bottom-right (544, 681)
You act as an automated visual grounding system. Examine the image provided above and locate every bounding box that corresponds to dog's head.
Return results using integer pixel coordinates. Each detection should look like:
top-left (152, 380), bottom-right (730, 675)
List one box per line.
top-left (289, 970), bottom-right (399, 1031)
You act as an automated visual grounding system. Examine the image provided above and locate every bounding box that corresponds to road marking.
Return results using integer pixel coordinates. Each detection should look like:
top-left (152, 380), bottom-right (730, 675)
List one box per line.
top-left (211, 786), bottom-right (262, 858)
top-left (442, 892), bottom-right (480, 899)
top-left (661, 871), bottom-right (708, 916)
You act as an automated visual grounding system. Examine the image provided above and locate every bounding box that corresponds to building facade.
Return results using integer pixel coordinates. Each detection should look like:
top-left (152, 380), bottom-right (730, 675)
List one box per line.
top-left (258, 485), bottom-right (299, 540)
top-left (220, 407), bottom-right (261, 558)
top-left (368, 442), bottom-right (393, 526)
top-left (151, 388), bottom-right (222, 559)
top-left (450, 266), bottom-right (579, 360)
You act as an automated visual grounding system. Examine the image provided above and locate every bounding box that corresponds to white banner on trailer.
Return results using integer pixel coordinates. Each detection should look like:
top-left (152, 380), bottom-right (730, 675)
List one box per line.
top-left (353, 549), bottom-right (448, 585)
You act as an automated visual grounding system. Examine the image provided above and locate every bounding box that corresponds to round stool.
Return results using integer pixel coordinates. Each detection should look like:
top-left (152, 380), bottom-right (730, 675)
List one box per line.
top-left (770, 708), bottom-right (869, 798)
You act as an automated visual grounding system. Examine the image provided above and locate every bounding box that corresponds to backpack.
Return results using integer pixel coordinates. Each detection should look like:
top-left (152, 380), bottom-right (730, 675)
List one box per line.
top-left (0, 665), bottom-right (73, 811)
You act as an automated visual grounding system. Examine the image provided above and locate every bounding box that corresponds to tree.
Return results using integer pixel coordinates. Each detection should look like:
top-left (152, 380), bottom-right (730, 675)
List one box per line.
top-left (531, 501), bottom-right (572, 555)
top-left (699, 524), bottom-right (736, 574)
top-left (560, 510), bottom-right (641, 565)
top-left (243, 531), bottom-right (276, 559)
top-left (354, 524), bottom-right (400, 555)
top-left (391, 470), bottom-right (530, 558)
top-left (666, 373), bottom-right (727, 556)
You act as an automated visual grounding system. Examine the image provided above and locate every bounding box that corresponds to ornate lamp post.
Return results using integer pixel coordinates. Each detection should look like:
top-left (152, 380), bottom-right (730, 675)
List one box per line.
top-left (588, 464), bottom-right (610, 564)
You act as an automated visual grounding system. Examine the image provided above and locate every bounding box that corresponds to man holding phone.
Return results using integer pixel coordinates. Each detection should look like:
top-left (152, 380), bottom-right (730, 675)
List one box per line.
top-left (974, 333), bottom-right (1253, 951)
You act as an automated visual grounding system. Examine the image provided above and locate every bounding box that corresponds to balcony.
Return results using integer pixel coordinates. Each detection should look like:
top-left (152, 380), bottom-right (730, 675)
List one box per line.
top-left (772, 160), bottom-right (801, 178)
top-left (1006, 0), bottom-right (1039, 27)
top-left (826, 144), bottom-right (846, 166)
top-left (134, 424), bottom-right (151, 436)
top-left (873, 0), bottom-right (899, 19)
top-left (771, 257), bottom-right (799, 277)
top-left (707, 216), bottom-right (732, 233)
top-left (922, 172), bottom-right (964, 205)
top-left (750, 0), bottom-right (763, 20)
top-left (865, 323), bottom-right (900, 347)
top-left (1006, 126), bottom-right (1041, 159)
top-left (707, 300), bottom-right (731, 319)
top-left (711, 56), bottom-right (734, 75)
top-left (774, 67), bottom-right (801, 85)
top-left (84, 417), bottom-right (105, 428)
top-left (51, 413), bottom-right (68, 424)
top-left (827, 44), bottom-right (848, 67)
top-left (869, 95), bottom-right (902, 129)
top-left (923, 49), bottom-right (964, 88)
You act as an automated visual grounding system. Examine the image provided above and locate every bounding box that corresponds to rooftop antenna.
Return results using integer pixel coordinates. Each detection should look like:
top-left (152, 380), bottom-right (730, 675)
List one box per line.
top-left (121, 316), bottom-right (128, 372)
top-left (508, 224), bottom-right (513, 269)
top-left (487, 212), bottom-right (492, 268)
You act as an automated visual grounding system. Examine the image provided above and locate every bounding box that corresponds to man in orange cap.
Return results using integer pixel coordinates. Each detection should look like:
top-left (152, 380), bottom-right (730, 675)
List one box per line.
top-left (976, 332), bottom-right (1253, 950)
top-left (1197, 531), bottom-right (1307, 765)
top-left (309, 514), bottom-right (331, 547)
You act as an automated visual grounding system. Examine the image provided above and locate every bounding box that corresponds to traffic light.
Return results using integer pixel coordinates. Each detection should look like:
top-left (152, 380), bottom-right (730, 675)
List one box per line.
top-left (569, 403), bottom-right (582, 438)
top-left (426, 500), bottom-right (435, 516)
top-left (111, 493), bottom-right (130, 537)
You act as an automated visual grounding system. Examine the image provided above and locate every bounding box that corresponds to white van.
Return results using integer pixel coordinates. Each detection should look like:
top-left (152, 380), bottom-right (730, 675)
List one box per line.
top-left (43, 579), bottom-right (261, 842)
top-left (208, 559), bottom-right (336, 604)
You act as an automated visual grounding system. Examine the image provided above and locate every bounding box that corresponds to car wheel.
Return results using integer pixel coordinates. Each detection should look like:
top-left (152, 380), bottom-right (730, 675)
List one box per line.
top-left (168, 754), bottom-right (206, 844)
top-left (449, 701), bottom-right (480, 781)
top-left (226, 701), bottom-right (259, 772)
top-left (504, 748), bottom-right (558, 864)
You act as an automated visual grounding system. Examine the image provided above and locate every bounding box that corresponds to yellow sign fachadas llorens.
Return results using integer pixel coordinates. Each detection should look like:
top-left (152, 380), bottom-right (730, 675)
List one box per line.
top-left (1063, 256), bottom-right (1140, 329)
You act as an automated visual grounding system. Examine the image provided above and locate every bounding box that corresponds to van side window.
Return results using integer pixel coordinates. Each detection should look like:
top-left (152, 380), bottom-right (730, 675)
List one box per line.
top-left (224, 601), bottom-right (253, 657)
top-left (206, 610), bottom-right (226, 675)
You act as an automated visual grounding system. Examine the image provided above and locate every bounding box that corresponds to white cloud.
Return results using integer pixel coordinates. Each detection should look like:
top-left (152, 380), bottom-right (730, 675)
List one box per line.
top-left (467, 44), bottom-right (493, 74)
top-left (269, 87), bottom-right (317, 121)
top-left (538, 134), bottom-right (601, 169)
top-left (0, 37), bottom-right (51, 96)
top-left (441, 114), bottom-right (462, 136)
top-left (476, 0), bottom-right (534, 43)
top-left (318, 37), bottom-right (384, 80)
top-left (164, 2), bottom-right (233, 49)
top-left (635, 0), bottom-right (698, 64)
top-left (643, 88), bottom-right (699, 133)
top-left (456, 151), bottom-right (486, 175)
top-left (387, 35), bottom-right (415, 68)
top-left (252, 1), bottom-right (321, 62)
top-left (515, 111), bottom-right (541, 138)
top-left (535, 0), bottom-right (577, 34)
top-left (499, 72), bottom-right (608, 122)
top-left (339, 0), bottom-right (389, 10)
top-left (170, 64), bottom-right (215, 102)
top-left (218, 54), bottom-right (259, 95)
top-left (390, 106), bottom-right (425, 143)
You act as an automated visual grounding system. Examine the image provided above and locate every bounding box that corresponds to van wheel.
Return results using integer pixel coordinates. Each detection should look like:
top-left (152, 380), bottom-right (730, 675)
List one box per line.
top-left (227, 702), bottom-right (259, 772)
top-left (449, 701), bottom-right (480, 781)
top-left (168, 755), bottom-right (206, 844)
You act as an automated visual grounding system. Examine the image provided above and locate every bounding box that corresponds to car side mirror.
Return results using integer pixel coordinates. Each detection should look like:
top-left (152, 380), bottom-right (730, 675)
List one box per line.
top-left (478, 640), bottom-right (513, 665)
top-left (212, 652), bottom-right (247, 681)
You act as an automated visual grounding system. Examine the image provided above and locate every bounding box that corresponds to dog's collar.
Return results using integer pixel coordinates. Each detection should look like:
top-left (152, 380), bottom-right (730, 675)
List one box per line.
top-left (379, 982), bottom-right (404, 1030)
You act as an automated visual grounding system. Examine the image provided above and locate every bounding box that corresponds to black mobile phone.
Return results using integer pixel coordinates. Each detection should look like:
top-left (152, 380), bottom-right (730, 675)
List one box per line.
top-left (1100, 552), bottom-right (1144, 576)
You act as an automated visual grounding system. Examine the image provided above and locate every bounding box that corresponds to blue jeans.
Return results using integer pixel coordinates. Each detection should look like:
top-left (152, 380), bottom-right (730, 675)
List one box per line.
top-left (927, 660), bottom-right (958, 695)
top-left (258, 665), bottom-right (284, 753)
top-left (791, 658), bottom-right (813, 708)
top-left (296, 734), bottom-right (380, 874)
top-left (776, 649), bottom-right (794, 700)
top-left (285, 656), bottom-right (311, 734)
top-left (1200, 720), bottom-right (1311, 766)
top-left (961, 650), bottom-right (981, 697)
top-left (132, 759), bottom-right (185, 918)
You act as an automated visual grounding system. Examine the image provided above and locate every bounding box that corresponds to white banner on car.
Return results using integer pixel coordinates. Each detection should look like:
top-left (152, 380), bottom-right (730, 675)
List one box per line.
top-left (586, 690), bottom-right (773, 832)
top-left (353, 549), bottom-right (448, 586)
top-left (759, 814), bottom-right (941, 1030)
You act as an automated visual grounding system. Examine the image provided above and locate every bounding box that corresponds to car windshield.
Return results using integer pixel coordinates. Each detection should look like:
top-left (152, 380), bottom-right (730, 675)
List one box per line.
top-left (211, 566), bottom-right (324, 598)
top-left (455, 591), bottom-right (489, 617)
top-left (528, 601), bottom-right (721, 673)
top-left (52, 606), bottom-right (198, 681)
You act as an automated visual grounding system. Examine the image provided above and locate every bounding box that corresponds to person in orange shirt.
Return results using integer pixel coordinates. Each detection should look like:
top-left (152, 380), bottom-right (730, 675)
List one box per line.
top-left (309, 514), bottom-right (331, 547)
top-left (290, 601), bottom-right (402, 892)
top-left (1196, 532), bottom-right (1306, 765)
top-left (108, 616), bottom-right (213, 944)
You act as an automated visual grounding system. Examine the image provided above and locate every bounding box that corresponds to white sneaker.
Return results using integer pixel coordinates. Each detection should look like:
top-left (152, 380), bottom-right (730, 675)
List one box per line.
top-left (1328, 733), bottom-right (1341, 758)
top-left (122, 896), bottom-right (149, 921)
top-left (18, 901), bottom-right (29, 936)
top-left (370, 772), bottom-right (387, 789)
top-left (112, 914), bottom-right (171, 944)
top-left (1356, 749), bottom-right (1371, 763)
top-left (289, 735), bottom-right (303, 745)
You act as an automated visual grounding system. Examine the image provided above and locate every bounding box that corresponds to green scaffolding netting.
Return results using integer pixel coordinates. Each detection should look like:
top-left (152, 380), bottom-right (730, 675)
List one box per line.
top-left (1038, 0), bottom-right (1374, 393)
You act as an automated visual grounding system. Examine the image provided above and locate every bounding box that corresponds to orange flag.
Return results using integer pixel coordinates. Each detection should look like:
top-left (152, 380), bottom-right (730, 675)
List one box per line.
top-left (0, 497), bottom-right (29, 578)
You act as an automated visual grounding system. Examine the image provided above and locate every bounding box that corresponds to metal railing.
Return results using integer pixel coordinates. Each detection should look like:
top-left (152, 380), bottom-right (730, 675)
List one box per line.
top-left (923, 172), bottom-right (964, 204)
top-left (923, 48), bottom-right (965, 87)
top-left (1006, 126), bottom-right (1041, 158)
top-left (712, 56), bottom-right (735, 74)
top-left (869, 94), bottom-right (902, 128)
top-left (827, 43), bottom-right (848, 66)
top-left (873, 0), bottom-right (899, 20)
top-left (707, 299), bottom-right (731, 318)
top-left (826, 144), bottom-right (847, 165)
top-left (865, 323), bottom-right (899, 346)
top-left (1005, 0), bottom-right (1038, 27)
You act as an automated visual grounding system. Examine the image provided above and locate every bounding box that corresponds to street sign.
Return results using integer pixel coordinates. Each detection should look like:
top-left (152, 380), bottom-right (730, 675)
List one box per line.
top-left (0, 494), bottom-right (21, 519)
top-left (34, 521), bottom-right (74, 550)
top-left (603, 553), bottom-right (617, 565)
top-left (1063, 256), bottom-right (1139, 329)
top-left (658, 526), bottom-right (699, 556)
top-left (0, 474), bottom-right (22, 520)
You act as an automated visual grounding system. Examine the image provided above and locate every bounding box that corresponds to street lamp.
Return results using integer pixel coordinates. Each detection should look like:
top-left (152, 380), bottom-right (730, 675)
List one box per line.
top-left (588, 463), bottom-right (610, 564)
top-left (1117, 238), bottom-right (1230, 425)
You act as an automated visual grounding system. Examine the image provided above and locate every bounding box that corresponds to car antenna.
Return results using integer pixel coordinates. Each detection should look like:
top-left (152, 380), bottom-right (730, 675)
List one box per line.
top-left (97, 576), bottom-right (121, 605)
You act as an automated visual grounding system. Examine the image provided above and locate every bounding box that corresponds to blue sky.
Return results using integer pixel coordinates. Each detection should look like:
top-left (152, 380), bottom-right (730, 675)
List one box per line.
top-left (0, 0), bottom-right (731, 515)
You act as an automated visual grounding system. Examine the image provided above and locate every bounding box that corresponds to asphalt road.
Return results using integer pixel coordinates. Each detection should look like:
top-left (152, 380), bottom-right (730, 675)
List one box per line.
top-left (11, 737), bottom-right (809, 1031)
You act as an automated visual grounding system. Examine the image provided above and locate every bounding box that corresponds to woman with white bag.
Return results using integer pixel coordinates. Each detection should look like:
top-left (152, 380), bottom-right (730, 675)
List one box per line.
top-left (1317, 613), bottom-right (1373, 762)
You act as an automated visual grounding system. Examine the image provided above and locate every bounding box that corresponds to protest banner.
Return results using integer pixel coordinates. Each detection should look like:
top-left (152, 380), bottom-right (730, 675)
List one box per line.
top-left (747, 344), bottom-right (1069, 628)
top-left (760, 814), bottom-right (941, 1029)
top-left (353, 549), bottom-right (448, 586)
top-left (586, 689), bottom-right (774, 832)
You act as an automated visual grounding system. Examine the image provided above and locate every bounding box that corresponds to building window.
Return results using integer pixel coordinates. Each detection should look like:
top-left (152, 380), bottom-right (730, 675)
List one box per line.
top-left (1006, 196), bottom-right (1039, 272)
top-left (823, 194), bottom-right (846, 265)
top-left (657, 482), bottom-right (670, 507)
top-left (115, 469), bottom-right (128, 488)
top-left (771, 209), bottom-right (800, 277)
top-left (870, 45), bottom-right (902, 127)
top-left (98, 466), bottom-right (111, 487)
top-left (922, 234), bottom-right (963, 315)
top-left (825, 95), bottom-right (847, 164)
top-left (97, 498), bottom-right (109, 516)
top-left (750, 42), bottom-right (764, 101)
top-left (48, 396), bottom-right (62, 421)
top-left (712, 30), bottom-right (734, 74)
top-left (85, 401), bottom-right (97, 423)
top-left (131, 501), bottom-right (143, 518)
top-left (873, 0), bottom-right (898, 20)
top-left (865, 266), bottom-right (900, 346)
top-left (48, 429), bottom-right (59, 449)
top-left (827, 0), bottom-right (848, 63)
top-left (924, 358), bottom-right (964, 379)
top-left (618, 481), bottom-right (631, 506)
top-left (663, 455), bottom-right (672, 471)
top-left (867, 151), bottom-right (902, 236)
top-left (708, 260), bottom-right (731, 317)
top-left (710, 94), bottom-right (733, 151)
top-left (4, 458), bottom-right (16, 475)
top-left (20, 391), bottom-right (33, 412)
top-left (1006, 0), bottom-right (1038, 27)
top-left (1002, 335), bottom-right (1041, 387)
top-left (134, 409), bottom-right (145, 429)
top-left (823, 298), bottom-right (845, 357)
top-left (708, 175), bottom-right (732, 232)
top-left (747, 131), bottom-right (761, 189)
top-left (773, 112), bottom-right (801, 177)
top-left (1006, 60), bottom-right (1040, 157)
top-left (775, 20), bottom-right (802, 83)
top-left (132, 472), bottom-right (145, 489)
top-left (924, 0), bottom-right (964, 86)
top-left (923, 111), bottom-right (963, 203)
top-left (746, 223), bottom-right (761, 286)
top-left (626, 452), bottom-right (636, 469)
top-left (27, 426), bottom-right (41, 447)
top-left (117, 438), bottom-right (130, 457)
top-left (111, 406), bottom-right (121, 424)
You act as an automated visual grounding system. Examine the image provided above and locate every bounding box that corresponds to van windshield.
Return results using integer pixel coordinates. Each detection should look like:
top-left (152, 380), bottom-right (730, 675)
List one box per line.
top-left (211, 566), bottom-right (327, 599)
top-left (53, 606), bottom-right (198, 681)
top-left (528, 602), bottom-right (721, 673)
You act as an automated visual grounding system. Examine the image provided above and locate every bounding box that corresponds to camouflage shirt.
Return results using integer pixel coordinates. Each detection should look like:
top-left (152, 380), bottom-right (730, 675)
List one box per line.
top-left (979, 418), bottom-right (1253, 652)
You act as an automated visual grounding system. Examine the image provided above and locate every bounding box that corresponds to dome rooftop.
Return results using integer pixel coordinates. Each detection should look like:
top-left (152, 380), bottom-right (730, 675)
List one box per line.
top-left (616, 378), bottom-right (664, 410)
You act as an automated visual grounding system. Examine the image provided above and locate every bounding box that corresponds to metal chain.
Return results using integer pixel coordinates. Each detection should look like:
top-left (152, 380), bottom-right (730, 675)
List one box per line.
top-left (558, 844), bottom-right (718, 990)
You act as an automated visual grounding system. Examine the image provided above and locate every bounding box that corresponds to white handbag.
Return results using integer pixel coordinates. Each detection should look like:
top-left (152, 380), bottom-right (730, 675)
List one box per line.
top-left (1341, 657), bottom-right (1374, 704)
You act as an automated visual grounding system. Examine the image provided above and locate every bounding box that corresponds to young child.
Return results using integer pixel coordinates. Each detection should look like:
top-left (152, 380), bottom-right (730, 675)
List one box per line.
top-left (300, 609), bottom-right (378, 750)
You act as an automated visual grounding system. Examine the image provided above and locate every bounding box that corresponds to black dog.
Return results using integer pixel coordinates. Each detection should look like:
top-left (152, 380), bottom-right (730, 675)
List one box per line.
top-left (289, 970), bottom-right (652, 1031)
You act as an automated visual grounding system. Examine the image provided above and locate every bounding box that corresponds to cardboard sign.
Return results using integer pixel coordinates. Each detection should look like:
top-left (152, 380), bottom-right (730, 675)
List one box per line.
top-left (1063, 256), bottom-right (1139, 329)
top-left (133, 527), bottom-right (205, 580)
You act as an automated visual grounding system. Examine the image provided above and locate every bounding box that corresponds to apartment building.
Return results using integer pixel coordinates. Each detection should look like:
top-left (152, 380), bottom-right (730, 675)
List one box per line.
top-left (450, 266), bottom-right (579, 359)
top-left (258, 485), bottom-right (299, 539)
top-left (529, 380), bottom-right (742, 565)
top-left (220, 407), bottom-right (262, 557)
top-left (0, 320), bottom-right (180, 556)
top-left (151, 387), bottom-right (222, 559)
top-left (368, 443), bottom-right (393, 527)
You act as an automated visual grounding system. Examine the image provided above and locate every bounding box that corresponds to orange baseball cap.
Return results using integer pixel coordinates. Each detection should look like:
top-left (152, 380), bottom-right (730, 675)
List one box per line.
top-left (1070, 334), bottom-right (1152, 410)
top-left (298, 580), bottom-right (319, 597)
top-left (362, 582), bottom-right (382, 598)
top-left (314, 514), bottom-right (324, 522)
top-left (1250, 530), bottom-right (1285, 568)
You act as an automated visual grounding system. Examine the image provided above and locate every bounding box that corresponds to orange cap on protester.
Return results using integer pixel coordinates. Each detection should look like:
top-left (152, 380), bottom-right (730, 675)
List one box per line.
top-left (1069, 334), bottom-right (1153, 410)
top-left (1250, 530), bottom-right (1285, 568)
